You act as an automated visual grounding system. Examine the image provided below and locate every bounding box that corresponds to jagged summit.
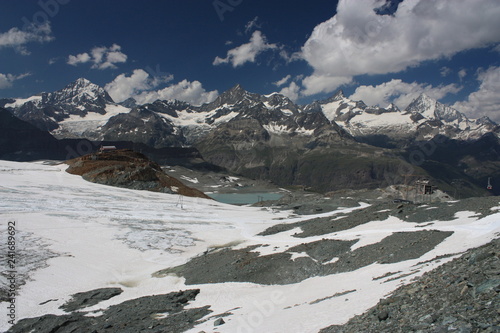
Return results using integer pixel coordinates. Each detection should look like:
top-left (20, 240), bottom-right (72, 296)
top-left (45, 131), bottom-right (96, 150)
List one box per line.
top-left (313, 90), bottom-right (498, 145)
top-left (406, 93), bottom-right (466, 124)
top-left (385, 103), bottom-right (400, 113)
top-left (219, 83), bottom-right (254, 103)
top-left (222, 83), bottom-right (247, 98)
top-left (405, 93), bottom-right (438, 116)
top-left (476, 116), bottom-right (497, 126)
top-left (41, 78), bottom-right (116, 115)
top-left (120, 97), bottom-right (138, 108)
top-left (63, 77), bottom-right (101, 93)
top-left (2, 78), bottom-right (121, 133)
top-left (200, 83), bottom-right (260, 111)
top-left (230, 83), bottom-right (245, 92)
top-left (47, 78), bottom-right (114, 105)
top-left (323, 90), bottom-right (346, 103)
top-left (333, 89), bottom-right (346, 98)
top-left (73, 77), bottom-right (92, 86)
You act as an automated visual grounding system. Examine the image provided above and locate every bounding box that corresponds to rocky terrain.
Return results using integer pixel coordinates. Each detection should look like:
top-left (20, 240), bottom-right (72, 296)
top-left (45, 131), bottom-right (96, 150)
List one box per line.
top-left (260, 196), bottom-right (500, 238)
top-left (6, 237), bottom-right (499, 333)
top-left (155, 229), bottom-right (453, 285)
top-left (321, 237), bottom-right (500, 333)
top-left (4, 190), bottom-right (499, 332)
top-left (66, 149), bottom-right (210, 199)
top-left (17, 238), bottom-right (499, 333)
top-left (156, 196), bottom-right (500, 286)
top-left (8, 289), bottom-right (212, 333)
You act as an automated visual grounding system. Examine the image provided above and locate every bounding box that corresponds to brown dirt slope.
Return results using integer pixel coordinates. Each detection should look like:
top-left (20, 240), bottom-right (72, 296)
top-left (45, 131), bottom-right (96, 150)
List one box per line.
top-left (66, 149), bottom-right (210, 199)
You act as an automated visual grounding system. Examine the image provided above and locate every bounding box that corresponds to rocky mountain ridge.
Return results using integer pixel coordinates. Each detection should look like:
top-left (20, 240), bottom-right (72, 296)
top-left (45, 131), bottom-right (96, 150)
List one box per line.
top-left (1, 78), bottom-right (115, 132)
top-left (315, 90), bottom-right (498, 148)
top-left (2, 79), bottom-right (497, 149)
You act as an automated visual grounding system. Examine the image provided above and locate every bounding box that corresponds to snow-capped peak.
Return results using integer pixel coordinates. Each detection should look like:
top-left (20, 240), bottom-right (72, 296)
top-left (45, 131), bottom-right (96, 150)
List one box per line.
top-left (386, 103), bottom-right (400, 112)
top-left (222, 84), bottom-right (250, 101)
top-left (406, 93), bottom-right (468, 125)
top-left (405, 93), bottom-right (438, 118)
top-left (73, 77), bottom-right (92, 86)
top-left (310, 91), bottom-right (498, 145)
top-left (325, 90), bottom-right (346, 103)
top-left (46, 78), bottom-right (114, 105)
top-left (476, 116), bottom-right (496, 126)
top-left (201, 84), bottom-right (254, 110)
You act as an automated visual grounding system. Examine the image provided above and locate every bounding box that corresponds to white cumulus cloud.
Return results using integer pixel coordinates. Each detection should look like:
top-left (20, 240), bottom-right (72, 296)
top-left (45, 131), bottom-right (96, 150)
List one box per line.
top-left (440, 67), bottom-right (452, 77)
top-left (278, 82), bottom-right (300, 102)
top-left (349, 79), bottom-right (462, 109)
top-left (136, 80), bottom-right (219, 106)
top-left (301, 0), bottom-right (500, 96)
top-left (67, 53), bottom-right (91, 66)
top-left (104, 69), bottom-right (158, 103)
top-left (458, 69), bottom-right (467, 81)
top-left (0, 72), bottom-right (31, 89)
top-left (453, 66), bottom-right (500, 122)
top-left (213, 30), bottom-right (277, 67)
top-left (273, 75), bottom-right (292, 87)
top-left (67, 44), bottom-right (127, 70)
top-left (105, 69), bottom-right (218, 106)
top-left (0, 23), bottom-right (53, 55)
top-left (302, 74), bottom-right (353, 96)
top-left (245, 16), bottom-right (261, 34)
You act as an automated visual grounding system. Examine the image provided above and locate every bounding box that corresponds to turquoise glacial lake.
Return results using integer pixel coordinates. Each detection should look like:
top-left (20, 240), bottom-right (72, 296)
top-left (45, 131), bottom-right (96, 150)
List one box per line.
top-left (207, 192), bottom-right (283, 205)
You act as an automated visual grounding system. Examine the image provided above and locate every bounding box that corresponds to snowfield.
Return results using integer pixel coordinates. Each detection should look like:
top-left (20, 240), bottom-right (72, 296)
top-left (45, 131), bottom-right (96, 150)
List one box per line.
top-left (0, 160), bottom-right (499, 333)
top-left (53, 104), bottom-right (130, 138)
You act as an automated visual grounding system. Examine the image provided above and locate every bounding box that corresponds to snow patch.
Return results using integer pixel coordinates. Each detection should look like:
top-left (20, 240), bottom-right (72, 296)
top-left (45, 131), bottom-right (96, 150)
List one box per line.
top-left (180, 176), bottom-right (199, 184)
top-left (5, 96), bottom-right (43, 108)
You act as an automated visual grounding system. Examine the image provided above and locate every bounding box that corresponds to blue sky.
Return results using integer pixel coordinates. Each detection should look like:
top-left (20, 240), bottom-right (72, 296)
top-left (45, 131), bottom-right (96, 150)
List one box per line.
top-left (1, 0), bottom-right (500, 121)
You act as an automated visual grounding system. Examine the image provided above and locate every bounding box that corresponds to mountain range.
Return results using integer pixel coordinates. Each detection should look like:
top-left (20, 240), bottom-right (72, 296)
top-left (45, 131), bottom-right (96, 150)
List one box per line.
top-left (1, 78), bottom-right (499, 196)
top-left (1, 78), bottom-right (497, 148)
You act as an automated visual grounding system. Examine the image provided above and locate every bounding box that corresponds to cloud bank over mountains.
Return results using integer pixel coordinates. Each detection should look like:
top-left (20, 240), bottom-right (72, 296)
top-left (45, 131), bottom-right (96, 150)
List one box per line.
top-left (104, 69), bottom-right (218, 106)
top-left (299, 0), bottom-right (500, 96)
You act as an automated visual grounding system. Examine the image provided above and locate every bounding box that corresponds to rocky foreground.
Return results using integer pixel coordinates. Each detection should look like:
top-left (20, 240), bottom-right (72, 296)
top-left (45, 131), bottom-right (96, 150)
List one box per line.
top-left (7, 236), bottom-right (498, 333)
top-left (8, 289), bottom-right (212, 333)
top-left (321, 238), bottom-right (500, 333)
top-left (4, 193), bottom-right (498, 333)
